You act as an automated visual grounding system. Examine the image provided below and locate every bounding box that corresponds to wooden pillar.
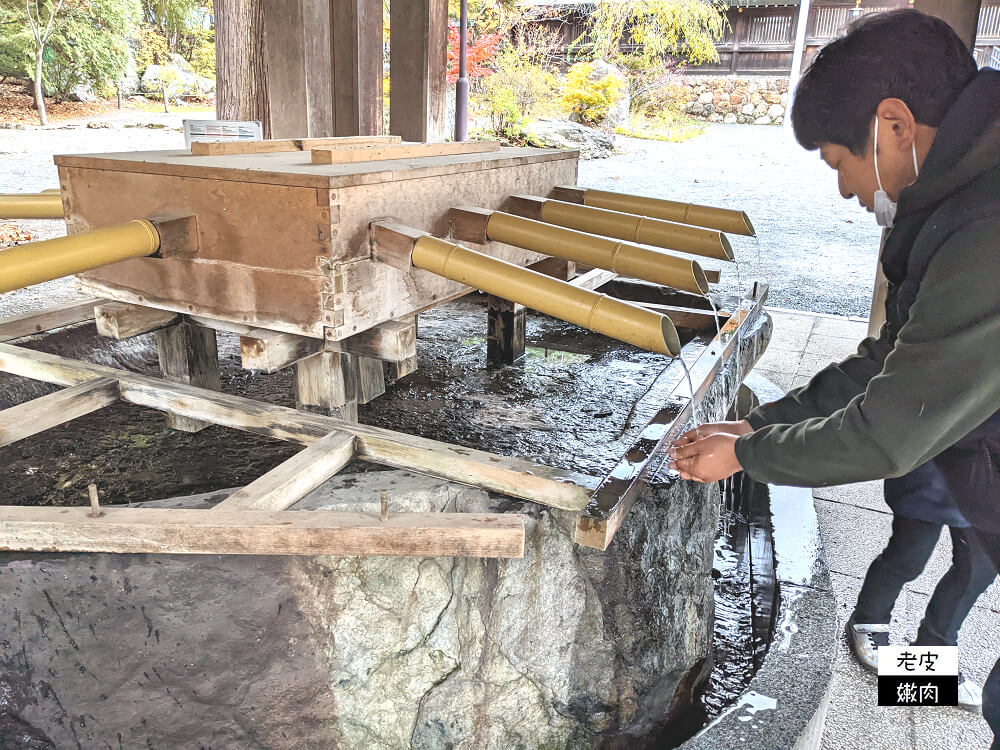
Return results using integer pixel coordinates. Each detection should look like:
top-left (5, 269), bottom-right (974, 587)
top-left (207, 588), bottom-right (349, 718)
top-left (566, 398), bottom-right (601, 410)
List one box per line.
top-left (218, 0), bottom-right (379, 138)
top-left (912, 0), bottom-right (983, 49)
top-left (389, 0), bottom-right (449, 142)
top-left (487, 296), bottom-right (526, 365)
top-left (262, 0), bottom-right (312, 138)
top-left (295, 351), bottom-right (360, 421)
top-left (155, 322), bottom-right (221, 432)
top-left (215, 0), bottom-right (271, 136)
top-left (331, 0), bottom-right (384, 136)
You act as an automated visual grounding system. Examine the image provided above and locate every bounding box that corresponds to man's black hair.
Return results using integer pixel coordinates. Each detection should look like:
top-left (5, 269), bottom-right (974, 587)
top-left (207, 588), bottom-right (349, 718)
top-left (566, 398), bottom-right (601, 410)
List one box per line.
top-left (791, 9), bottom-right (977, 154)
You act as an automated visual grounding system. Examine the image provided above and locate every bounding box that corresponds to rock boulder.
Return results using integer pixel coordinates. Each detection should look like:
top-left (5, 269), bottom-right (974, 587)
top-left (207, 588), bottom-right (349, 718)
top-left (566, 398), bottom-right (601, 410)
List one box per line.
top-left (526, 119), bottom-right (615, 159)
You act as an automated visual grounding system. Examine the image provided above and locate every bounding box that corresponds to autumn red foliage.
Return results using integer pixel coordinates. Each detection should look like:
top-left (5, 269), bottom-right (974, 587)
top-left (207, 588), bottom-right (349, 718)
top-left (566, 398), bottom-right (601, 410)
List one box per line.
top-left (446, 21), bottom-right (502, 84)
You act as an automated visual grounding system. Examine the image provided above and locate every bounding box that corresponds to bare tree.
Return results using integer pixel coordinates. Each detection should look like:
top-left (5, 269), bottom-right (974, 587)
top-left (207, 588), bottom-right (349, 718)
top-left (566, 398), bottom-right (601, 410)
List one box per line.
top-left (24, 0), bottom-right (67, 126)
top-left (215, 0), bottom-right (270, 136)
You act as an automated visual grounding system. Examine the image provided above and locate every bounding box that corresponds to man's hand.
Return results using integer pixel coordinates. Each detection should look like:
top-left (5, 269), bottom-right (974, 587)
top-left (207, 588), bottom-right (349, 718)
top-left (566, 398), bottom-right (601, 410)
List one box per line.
top-left (671, 420), bottom-right (753, 450)
top-left (669, 428), bottom-right (748, 483)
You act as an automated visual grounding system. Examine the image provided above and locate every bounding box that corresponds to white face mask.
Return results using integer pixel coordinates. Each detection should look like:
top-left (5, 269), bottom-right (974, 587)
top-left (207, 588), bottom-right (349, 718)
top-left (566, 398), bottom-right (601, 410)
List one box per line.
top-left (872, 116), bottom-right (920, 228)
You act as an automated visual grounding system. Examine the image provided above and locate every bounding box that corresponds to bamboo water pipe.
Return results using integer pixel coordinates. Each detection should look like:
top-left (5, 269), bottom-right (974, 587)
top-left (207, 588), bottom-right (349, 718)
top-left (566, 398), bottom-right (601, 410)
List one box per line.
top-left (552, 186), bottom-right (755, 237)
top-left (411, 235), bottom-right (680, 356)
top-left (0, 189), bottom-right (64, 220)
top-left (508, 195), bottom-right (735, 262)
top-left (0, 219), bottom-right (160, 293)
top-left (466, 209), bottom-right (710, 295)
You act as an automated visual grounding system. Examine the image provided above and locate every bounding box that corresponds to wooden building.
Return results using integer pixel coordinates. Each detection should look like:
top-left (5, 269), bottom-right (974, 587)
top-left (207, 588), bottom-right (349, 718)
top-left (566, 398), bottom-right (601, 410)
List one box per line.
top-left (520, 0), bottom-right (1000, 76)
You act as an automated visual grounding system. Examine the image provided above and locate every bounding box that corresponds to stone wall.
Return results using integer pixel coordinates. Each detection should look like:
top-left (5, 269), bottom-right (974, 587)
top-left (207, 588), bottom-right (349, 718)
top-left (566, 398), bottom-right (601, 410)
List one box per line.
top-left (671, 77), bottom-right (788, 126)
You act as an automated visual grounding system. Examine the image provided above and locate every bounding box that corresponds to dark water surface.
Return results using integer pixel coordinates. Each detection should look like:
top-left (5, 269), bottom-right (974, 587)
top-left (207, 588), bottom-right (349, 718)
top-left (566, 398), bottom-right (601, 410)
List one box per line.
top-left (0, 296), bottom-right (706, 506)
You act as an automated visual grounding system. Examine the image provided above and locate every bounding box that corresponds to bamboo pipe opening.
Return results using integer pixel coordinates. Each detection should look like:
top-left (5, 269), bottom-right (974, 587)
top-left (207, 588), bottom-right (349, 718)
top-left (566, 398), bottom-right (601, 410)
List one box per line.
top-left (485, 211), bottom-right (710, 295)
top-left (411, 235), bottom-right (680, 356)
top-left (0, 192), bottom-right (65, 220)
top-left (0, 219), bottom-right (160, 294)
top-left (581, 188), bottom-right (756, 237)
top-left (537, 199), bottom-right (735, 262)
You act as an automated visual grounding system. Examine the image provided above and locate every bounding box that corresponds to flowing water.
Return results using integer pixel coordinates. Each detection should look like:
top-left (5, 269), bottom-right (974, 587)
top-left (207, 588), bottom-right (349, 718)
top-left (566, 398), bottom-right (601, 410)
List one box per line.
top-left (658, 473), bottom-right (777, 748)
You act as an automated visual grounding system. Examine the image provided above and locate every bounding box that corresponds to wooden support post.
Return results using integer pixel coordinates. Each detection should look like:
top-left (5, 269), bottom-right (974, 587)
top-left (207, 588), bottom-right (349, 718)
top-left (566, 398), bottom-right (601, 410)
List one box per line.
top-left (0, 377), bottom-right (119, 447)
top-left (330, 0), bottom-right (384, 136)
top-left (155, 321), bottom-right (221, 432)
top-left (389, 0), bottom-right (449, 142)
top-left (95, 302), bottom-right (179, 340)
top-left (295, 351), bottom-right (360, 421)
top-left (486, 295), bottom-right (526, 365)
top-left (386, 355), bottom-right (419, 385)
top-left (357, 356), bottom-right (386, 404)
top-left (214, 430), bottom-right (356, 511)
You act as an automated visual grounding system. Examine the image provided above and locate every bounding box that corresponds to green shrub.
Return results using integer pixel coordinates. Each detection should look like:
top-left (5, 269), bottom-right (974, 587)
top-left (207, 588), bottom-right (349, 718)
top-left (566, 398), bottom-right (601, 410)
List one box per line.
top-left (135, 25), bottom-right (170, 73)
top-left (189, 40), bottom-right (215, 79)
top-left (480, 85), bottom-right (523, 138)
top-left (476, 47), bottom-right (560, 124)
top-left (559, 61), bottom-right (626, 125)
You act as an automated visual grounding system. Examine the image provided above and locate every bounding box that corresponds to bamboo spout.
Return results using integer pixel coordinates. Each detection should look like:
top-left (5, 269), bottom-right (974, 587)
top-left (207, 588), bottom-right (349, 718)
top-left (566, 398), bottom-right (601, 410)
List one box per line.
top-left (407, 233), bottom-right (680, 356)
top-left (478, 210), bottom-right (709, 295)
top-left (0, 191), bottom-right (64, 220)
top-left (552, 186), bottom-right (755, 236)
top-left (508, 195), bottom-right (734, 262)
top-left (0, 220), bottom-right (160, 293)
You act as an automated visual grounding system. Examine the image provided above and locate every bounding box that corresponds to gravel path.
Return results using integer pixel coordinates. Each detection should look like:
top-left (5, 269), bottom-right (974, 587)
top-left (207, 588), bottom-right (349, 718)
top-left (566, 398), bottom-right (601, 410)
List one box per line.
top-left (0, 119), bottom-right (882, 319)
top-left (581, 125), bottom-right (883, 317)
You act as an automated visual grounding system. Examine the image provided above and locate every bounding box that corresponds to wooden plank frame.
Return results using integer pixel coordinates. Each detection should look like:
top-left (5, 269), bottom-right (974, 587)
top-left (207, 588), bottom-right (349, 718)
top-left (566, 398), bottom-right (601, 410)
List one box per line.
top-left (0, 284), bottom-right (765, 556)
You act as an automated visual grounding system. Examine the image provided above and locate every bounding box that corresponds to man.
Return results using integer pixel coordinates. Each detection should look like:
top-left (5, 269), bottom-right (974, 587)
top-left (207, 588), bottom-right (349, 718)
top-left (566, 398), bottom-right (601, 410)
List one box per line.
top-left (668, 9), bottom-right (999, 746)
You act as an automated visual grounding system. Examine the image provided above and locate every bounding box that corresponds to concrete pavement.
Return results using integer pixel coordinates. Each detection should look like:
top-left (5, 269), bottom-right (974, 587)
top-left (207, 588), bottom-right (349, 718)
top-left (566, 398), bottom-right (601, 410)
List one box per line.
top-left (756, 308), bottom-right (998, 750)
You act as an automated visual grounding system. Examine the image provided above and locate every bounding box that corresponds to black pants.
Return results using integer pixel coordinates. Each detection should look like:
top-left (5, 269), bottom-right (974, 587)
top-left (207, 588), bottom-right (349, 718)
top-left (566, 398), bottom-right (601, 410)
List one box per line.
top-left (971, 529), bottom-right (1000, 750)
top-left (852, 515), bottom-right (996, 646)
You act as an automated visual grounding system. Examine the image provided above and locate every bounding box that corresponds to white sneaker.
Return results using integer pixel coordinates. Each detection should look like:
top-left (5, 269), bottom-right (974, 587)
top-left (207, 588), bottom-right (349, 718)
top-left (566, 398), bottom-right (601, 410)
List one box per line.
top-left (846, 616), bottom-right (890, 674)
top-left (958, 672), bottom-right (983, 712)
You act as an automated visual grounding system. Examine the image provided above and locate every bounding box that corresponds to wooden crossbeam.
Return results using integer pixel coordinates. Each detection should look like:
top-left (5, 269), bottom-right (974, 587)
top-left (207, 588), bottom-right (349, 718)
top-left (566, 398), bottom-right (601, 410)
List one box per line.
top-left (0, 506), bottom-right (525, 558)
top-left (214, 431), bottom-right (356, 512)
top-left (0, 377), bottom-right (119, 447)
top-left (240, 328), bottom-right (324, 373)
top-left (328, 318), bottom-right (416, 362)
top-left (575, 286), bottom-right (768, 550)
top-left (569, 268), bottom-right (617, 291)
top-left (190, 135), bottom-right (402, 156)
top-left (0, 299), bottom-right (101, 342)
top-left (0, 343), bottom-right (597, 511)
top-left (95, 301), bottom-right (179, 340)
top-left (238, 320), bottom-right (417, 373)
top-left (636, 302), bottom-right (724, 331)
top-left (311, 141), bottom-right (500, 165)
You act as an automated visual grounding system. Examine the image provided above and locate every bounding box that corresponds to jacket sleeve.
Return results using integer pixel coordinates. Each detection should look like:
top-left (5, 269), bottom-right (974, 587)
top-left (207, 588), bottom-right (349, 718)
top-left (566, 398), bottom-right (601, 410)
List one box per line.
top-left (745, 328), bottom-right (892, 429)
top-left (735, 224), bottom-right (1000, 487)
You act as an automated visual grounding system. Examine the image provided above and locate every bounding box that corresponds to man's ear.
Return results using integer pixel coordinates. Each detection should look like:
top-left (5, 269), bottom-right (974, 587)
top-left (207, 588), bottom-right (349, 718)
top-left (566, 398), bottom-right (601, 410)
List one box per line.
top-left (875, 98), bottom-right (917, 151)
